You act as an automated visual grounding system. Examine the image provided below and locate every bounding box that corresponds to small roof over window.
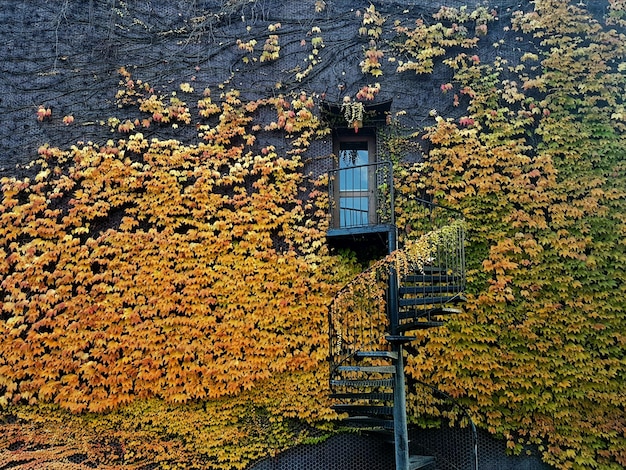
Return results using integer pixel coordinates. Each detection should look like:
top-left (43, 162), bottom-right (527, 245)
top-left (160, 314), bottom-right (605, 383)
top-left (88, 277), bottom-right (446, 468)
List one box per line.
top-left (320, 99), bottom-right (393, 128)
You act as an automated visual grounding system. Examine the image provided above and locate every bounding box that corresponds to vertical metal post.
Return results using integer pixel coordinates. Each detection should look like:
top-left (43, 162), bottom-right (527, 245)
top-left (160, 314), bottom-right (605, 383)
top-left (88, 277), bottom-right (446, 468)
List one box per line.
top-left (388, 266), bottom-right (410, 470)
top-left (393, 342), bottom-right (410, 470)
top-left (388, 266), bottom-right (399, 336)
top-left (388, 224), bottom-right (398, 254)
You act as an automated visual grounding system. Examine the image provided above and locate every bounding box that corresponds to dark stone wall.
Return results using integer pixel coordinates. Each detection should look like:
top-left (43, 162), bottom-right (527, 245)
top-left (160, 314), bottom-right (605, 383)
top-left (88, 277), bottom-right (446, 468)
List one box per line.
top-left (1, 0), bottom-right (530, 177)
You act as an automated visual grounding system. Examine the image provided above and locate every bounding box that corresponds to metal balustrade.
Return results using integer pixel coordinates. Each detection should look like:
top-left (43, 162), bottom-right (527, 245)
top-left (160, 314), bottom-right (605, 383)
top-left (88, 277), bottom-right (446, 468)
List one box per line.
top-left (328, 197), bottom-right (465, 373)
top-left (394, 199), bottom-right (466, 332)
top-left (328, 160), bottom-right (394, 231)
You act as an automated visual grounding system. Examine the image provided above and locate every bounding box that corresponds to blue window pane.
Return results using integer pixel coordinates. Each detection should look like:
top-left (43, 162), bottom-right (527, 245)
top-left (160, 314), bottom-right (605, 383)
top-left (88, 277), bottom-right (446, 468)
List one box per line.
top-left (339, 147), bottom-right (368, 192)
top-left (339, 165), bottom-right (368, 191)
top-left (339, 148), bottom-right (368, 168)
top-left (340, 197), bottom-right (369, 227)
top-left (336, 140), bottom-right (372, 228)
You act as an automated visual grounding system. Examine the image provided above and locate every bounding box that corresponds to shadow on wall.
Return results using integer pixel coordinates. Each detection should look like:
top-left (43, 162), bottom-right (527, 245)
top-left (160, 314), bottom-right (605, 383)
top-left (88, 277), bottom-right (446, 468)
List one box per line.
top-left (248, 428), bottom-right (551, 470)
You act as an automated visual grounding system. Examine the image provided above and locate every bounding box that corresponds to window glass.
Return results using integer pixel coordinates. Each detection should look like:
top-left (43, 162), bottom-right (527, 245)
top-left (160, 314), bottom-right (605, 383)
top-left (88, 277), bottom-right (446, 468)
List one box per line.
top-left (339, 197), bottom-right (369, 227)
top-left (333, 135), bottom-right (375, 229)
top-left (339, 141), bottom-right (368, 192)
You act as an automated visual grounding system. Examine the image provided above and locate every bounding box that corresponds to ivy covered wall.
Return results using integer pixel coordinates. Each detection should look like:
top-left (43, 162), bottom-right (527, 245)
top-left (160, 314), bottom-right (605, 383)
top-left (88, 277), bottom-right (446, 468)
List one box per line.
top-left (0, 0), bottom-right (528, 174)
top-left (1, 0), bottom-right (625, 469)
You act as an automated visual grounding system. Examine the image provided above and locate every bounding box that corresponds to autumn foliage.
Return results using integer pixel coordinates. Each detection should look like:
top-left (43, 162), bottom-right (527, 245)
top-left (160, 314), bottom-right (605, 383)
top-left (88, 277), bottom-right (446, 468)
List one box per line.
top-left (1, 1), bottom-right (626, 469)
top-left (0, 65), bottom-right (353, 466)
top-left (4, 77), bottom-right (334, 405)
top-left (403, 2), bottom-right (626, 468)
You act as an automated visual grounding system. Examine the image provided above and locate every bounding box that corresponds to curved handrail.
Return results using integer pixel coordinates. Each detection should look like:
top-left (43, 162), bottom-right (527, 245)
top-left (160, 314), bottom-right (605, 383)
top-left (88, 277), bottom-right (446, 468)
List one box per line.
top-left (411, 196), bottom-right (464, 215)
top-left (328, 253), bottom-right (393, 373)
top-left (328, 199), bottom-right (466, 383)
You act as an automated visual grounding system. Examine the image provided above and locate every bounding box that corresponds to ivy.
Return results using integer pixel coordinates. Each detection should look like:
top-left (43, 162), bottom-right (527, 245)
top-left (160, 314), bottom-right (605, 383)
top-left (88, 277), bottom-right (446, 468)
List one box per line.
top-left (0, 64), bottom-right (356, 465)
top-left (404, 2), bottom-right (625, 468)
top-left (393, 6), bottom-right (497, 75)
top-left (1, 1), bottom-right (625, 468)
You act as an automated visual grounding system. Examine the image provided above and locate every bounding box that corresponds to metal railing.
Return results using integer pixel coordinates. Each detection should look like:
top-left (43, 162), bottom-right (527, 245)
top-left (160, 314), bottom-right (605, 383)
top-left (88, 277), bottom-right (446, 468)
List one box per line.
top-left (394, 199), bottom-right (466, 332)
top-left (328, 197), bottom-right (465, 376)
top-left (328, 160), bottom-right (394, 230)
top-left (328, 255), bottom-right (394, 376)
top-left (390, 199), bottom-right (466, 332)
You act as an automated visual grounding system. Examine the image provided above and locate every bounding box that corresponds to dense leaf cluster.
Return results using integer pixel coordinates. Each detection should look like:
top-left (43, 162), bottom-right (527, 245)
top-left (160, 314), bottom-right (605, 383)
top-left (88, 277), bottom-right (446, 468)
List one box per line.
top-left (1, 1), bottom-right (624, 469)
top-left (0, 73), bottom-right (353, 467)
top-left (406, 1), bottom-right (626, 468)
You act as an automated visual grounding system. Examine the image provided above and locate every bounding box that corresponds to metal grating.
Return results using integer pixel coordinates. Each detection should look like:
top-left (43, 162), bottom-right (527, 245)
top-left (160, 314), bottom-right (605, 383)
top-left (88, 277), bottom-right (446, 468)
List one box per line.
top-left (247, 427), bottom-right (551, 470)
top-left (249, 433), bottom-right (395, 470)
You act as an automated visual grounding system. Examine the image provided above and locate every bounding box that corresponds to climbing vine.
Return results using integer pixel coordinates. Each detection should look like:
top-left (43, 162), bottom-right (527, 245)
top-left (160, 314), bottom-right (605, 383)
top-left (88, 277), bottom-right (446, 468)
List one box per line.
top-left (1, 1), bottom-right (625, 469)
top-left (401, 2), bottom-right (626, 469)
top-left (393, 5), bottom-right (497, 75)
top-left (0, 62), bottom-right (356, 466)
top-left (359, 4), bottom-right (386, 77)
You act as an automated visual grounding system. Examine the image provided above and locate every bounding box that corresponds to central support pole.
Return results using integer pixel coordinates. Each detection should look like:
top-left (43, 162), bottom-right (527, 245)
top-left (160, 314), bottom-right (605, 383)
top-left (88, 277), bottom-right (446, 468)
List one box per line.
top-left (393, 342), bottom-right (410, 470)
top-left (387, 266), bottom-right (410, 470)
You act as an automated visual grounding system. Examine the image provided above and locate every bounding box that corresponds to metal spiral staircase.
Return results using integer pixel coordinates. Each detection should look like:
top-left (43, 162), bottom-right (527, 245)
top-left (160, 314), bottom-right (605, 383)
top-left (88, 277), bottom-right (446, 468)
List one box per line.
top-left (328, 192), bottom-right (467, 470)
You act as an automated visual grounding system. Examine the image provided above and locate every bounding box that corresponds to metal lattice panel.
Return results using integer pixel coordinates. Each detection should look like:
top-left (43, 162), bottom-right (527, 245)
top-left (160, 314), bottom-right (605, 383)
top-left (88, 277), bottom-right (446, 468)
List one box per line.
top-left (247, 427), bottom-right (551, 470)
top-left (249, 433), bottom-right (395, 470)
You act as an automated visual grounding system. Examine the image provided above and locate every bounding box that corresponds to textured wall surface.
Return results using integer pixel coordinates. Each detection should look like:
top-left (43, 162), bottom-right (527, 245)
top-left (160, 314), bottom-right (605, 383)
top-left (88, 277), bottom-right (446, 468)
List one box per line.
top-left (3, 2), bottom-right (614, 468)
top-left (0, 0), bottom-right (527, 177)
top-left (248, 427), bottom-right (551, 470)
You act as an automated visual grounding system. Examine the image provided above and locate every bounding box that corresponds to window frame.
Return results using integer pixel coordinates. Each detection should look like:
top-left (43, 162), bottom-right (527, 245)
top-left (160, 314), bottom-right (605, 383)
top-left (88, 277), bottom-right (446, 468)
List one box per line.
top-left (332, 132), bottom-right (377, 228)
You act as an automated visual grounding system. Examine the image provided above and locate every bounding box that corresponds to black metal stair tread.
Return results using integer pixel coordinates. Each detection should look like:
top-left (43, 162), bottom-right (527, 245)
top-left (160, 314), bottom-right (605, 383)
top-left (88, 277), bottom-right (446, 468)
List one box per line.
top-left (414, 265), bottom-right (447, 274)
top-left (337, 365), bottom-right (395, 374)
top-left (398, 306), bottom-right (463, 320)
top-left (385, 334), bottom-right (416, 343)
top-left (403, 274), bottom-right (460, 283)
top-left (397, 321), bottom-right (445, 332)
top-left (330, 392), bottom-right (394, 401)
top-left (399, 294), bottom-right (466, 307)
top-left (399, 285), bottom-right (464, 295)
top-left (332, 404), bottom-right (394, 416)
top-left (409, 455), bottom-right (436, 470)
top-left (355, 350), bottom-right (398, 360)
top-left (342, 416), bottom-right (394, 430)
top-left (331, 378), bottom-right (394, 388)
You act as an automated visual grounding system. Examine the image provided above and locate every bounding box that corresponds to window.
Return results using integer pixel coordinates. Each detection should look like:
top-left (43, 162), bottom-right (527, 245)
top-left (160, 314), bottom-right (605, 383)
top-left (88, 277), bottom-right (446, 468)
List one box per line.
top-left (333, 134), bottom-right (376, 228)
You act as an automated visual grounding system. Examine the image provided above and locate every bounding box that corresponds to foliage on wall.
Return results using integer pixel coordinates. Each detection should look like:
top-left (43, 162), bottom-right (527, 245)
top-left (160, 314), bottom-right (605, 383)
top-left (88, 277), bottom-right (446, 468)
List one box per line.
top-left (393, 5), bottom-right (497, 75)
top-left (399, 2), bottom-right (626, 469)
top-left (0, 66), bottom-right (359, 467)
top-left (1, 1), bottom-right (625, 468)
top-left (1, 373), bottom-right (336, 469)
